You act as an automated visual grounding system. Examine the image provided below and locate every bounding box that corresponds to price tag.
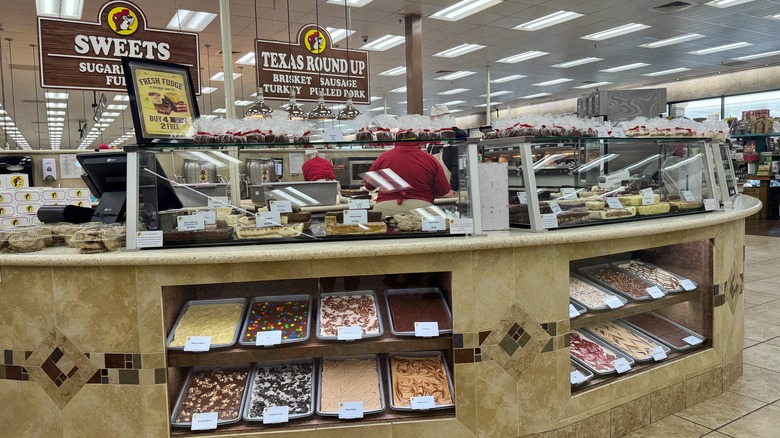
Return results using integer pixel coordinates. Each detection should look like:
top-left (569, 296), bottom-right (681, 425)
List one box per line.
top-left (681, 191), bottom-right (696, 202)
top-left (256, 330), bottom-right (282, 347)
top-left (256, 211), bottom-right (281, 228)
top-left (683, 335), bottom-right (703, 346)
top-left (184, 336), bottom-right (211, 352)
top-left (343, 209), bottom-right (368, 224)
top-left (651, 346), bottom-right (667, 361)
top-left (541, 213), bottom-right (559, 229)
top-left (348, 199), bottom-right (370, 210)
top-left (680, 279), bottom-right (697, 291)
top-left (449, 218), bottom-right (474, 234)
top-left (606, 198), bottom-right (624, 209)
top-left (208, 196), bottom-right (229, 209)
top-left (561, 188), bottom-right (576, 197)
top-left (613, 357), bottom-right (631, 374)
top-left (177, 215), bottom-right (205, 232)
top-left (263, 406), bottom-right (290, 424)
top-left (704, 198), bottom-right (717, 211)
top-left (422, 217), bottom-right (446, 232)
top-left (548, 201), bottom-right (562, 214)
top-left (646, 286), bottom-right (665, 299)
top-left (414, 322), bottom-right (439, 337)
top-left (191, 412), bottom-right (218, 430)
top-left (605, 295), bottom-right (623, 309)
top-left (197, 211), bottom-right (216, 225)
top-left (517, 191), bottom-right (527, 205)
top-left (410, 396), bottom-right (436, 410)
top-left (324, 128), bottom-right (344, 142)
top-left (597, 127), bottom-right (610, 137)
top-left (600, 170), bottom-right (630, 189)
top-left (136, 230), bottom-right (163, 248)
top-left (640, 188), bottom-right (656, 206)
top-left (569, 304), bottom-right (580, 318)
top-left (270, 200), bottom-right (293, 213)
top-left (338, 401), bottom-right (364, 419)
top-left (570, 370), bottom-right (587, 385)
top-left (337, 325), bottom-right (362, 341)
top-left (613, 127), bottom-right (627, 138)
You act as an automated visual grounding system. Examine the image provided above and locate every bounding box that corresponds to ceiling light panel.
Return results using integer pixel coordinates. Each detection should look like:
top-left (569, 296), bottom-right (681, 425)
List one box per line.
top-left (166, 10), bottom-right (217, 32)
top-left (46, 102), bottom-right (67, 108)
top-left (210, 72), bottom-right (241, 81)
top-left (234, 100), bottom-right (254, 106)
top-left (44, 92), bottom-right (68, 99)
top-left (378, 66), bottom-right (406, 76)
top-left (690, 42), bottom-right (752, 55)
top-left (573, 82), bottom-right (613, 89)
top-left (326, 0), bottom-right (374, 7)
top-left (496, 50), bottom-right (548, 63)
top-left (733, 50), bottom-right (780, 61)
top-left (642, 67), bottom-right (690, 76)
top-left (389, 86), bottom-right (407, 93)
top-left (521, 93), bottom-right (551, 99)
top-left (113, 95), bottom-right (130, 101)
top-left (201, 87), bottom-right (218, 94)
top-left (36, 0), bottom-right (83, 19)
top-left (435, 71), bottom-right (477, 80)
top-left (532, 78), bottom-right (572, 86)
top-left (639, 33), bottom-right (704, 48)
top-left (107, 104), bottom-right (127, 110)
top-left (479, 91), bottom-right (511, 97)
top-left (431, 0), bottom-right (503, 22)
top-left (475, 102), bottom-right (501, 107)
top-left (360, 35), bottom-right (404, 51)
top-left (599, 62), bottom-right (650, 73)
top-left (581, 23), bottom-right (650, 41)
top-left (437, 88), bottom-right (470, 95)
top-left (552, 57), bottom-right (603, 68)
top-left (490, 74), bottom-right (525, 83)
top-left (102, 112), bottom-right (121, 117)
top-left (441, 100), bottom-right (466, 106)
top-left (235, 52), bottom-right (255, 65)
top-left (514, 11), bottom-right (583, 31)
top-left (326, 27), bottom-right (356, 43)
top-left (433, 43), bottom-right (486, 58)
top-left (706, 0), bottom-right (756, 8)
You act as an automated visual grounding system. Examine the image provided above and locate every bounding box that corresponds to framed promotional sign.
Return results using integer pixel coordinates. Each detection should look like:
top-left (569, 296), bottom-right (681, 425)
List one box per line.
top-left (122, 57), bottom-right (199, 144)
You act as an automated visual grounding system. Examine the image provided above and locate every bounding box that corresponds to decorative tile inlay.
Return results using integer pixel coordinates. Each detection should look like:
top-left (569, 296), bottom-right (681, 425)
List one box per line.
top-left (725, 263), bottom-right (744, 314)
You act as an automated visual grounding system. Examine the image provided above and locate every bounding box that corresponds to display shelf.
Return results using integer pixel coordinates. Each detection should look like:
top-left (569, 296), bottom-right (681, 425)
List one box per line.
top-left (729, 133), bottom-right (780, 138)
top-left (127, 138), bottom-right (459, 151)
top-left (569, 289), bottom-right (701, 330)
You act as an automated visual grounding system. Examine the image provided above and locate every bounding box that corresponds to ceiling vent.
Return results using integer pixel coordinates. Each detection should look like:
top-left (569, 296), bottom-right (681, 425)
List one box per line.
top-left (652, 1), bottom-right (696, 13)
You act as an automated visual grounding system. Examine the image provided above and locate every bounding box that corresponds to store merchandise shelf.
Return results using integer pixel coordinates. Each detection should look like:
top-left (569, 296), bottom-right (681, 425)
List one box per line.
top-left (569, 290), bottom-right (700, 331)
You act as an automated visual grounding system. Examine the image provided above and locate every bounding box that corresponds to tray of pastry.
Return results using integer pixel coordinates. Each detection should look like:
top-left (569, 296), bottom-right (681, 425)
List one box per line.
top-left (166, 298), bottom-right (247, 350)
top-left (569, 329), bottom-right (635, 376)
top-left (583, 320), bottom-right (671, 363)
top-left (170, 364), bottom-right (251, 427)
top-left (622, 312), bottom-right (706, 351)
top-left (613, 259), bottom-right (697, 293)
top-left (242, 359), bottom-right (315, 422)
top-left (386, 351), bottom-right (455, 411)
top-left (385, 288), bottom-right (453, 336)
top-left (239, 295), bottom-right (312, 346)
top-left (316, 290), bottom-right (384, 341)
top-left (569, 274), bottom-right (628, 311)
top-left (316, 355), bottom-right (386, 417)
top-left (570, 358), bottom-right (594, 386)
top-left (578, 264), bottom-right (667, 301)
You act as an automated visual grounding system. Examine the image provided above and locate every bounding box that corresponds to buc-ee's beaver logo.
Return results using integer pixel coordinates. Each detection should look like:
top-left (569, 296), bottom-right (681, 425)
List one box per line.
top-left (108, 7), bottom-right (138, 36)
top-left (304, 29), bottom-right (326, 54)
top-left (10, 176), bottom-right (24, 188)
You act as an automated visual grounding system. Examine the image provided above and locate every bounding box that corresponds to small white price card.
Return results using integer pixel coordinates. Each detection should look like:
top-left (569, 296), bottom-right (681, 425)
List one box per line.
top-left (561, 188), bottom-right (576, 197)
top-left (646, 286), bottom-right (665, 299)
top-left (517, 191), bottom-right (527, 205)
top-left (541, 213), bottom-right (559, 229)
top-left (208, 196), bottom-right (229, 209)
top-left (600, 170), bottom-right (631, 189)
top-left (613, 127), bottom-right (627, 138)
top-left (177, 215), bottom-right (205, 232)
top-left (605, 295), bottom-right (623, 309)
top-left (197, 211), bottom-right (216, 225)
top-left (136, 231), bottom-right (163, 248)
top-left (256, 330), bottom-right (282, 347)
top-left (613, 357), bottom-right (631, 374)
top-left (348, 199), bottom-right (371, 210)
top-left (606, 198), bottom-right (624, 209)
top-left (640, 188), bottom-right (656, 206)
top-left (422, 217), bottom-right (446, 232)
top-left (270, 200), bottom-right (293, 213)
top-left (704, 198), bottom-right (717, 211)
top-left (256, 211), bottom-right (281, 228)
top-left (597, 127), bottom-right (610, 137)
top-left (343, 209), bottom-right (368, 224)
top-left (337, 325), bottom-right (362, 341)
top-left (449, 218), bottom-right (474, 234)
top-left (263, 406), bottom-right (290, 424)
top-left (191, 412), bottom-right (218, 430)
top-left (411, 396), bottom-right (436, 410)
top-left (569, 304), bottom-right (580, 318)
top-left (548, 201), bottom-right (562, 214)
top-left (651, 346), bottom-right (667, 361)
top-left (184, 336), bottom-right (211, 352)
top-left (324, 128), bottom-right (344, 142)
top-left (338, 401), bottom-right (364, 419)
top-left (683, 335), bottom-right (703, 346)
top-left (414, 322), bottom-right (439, 337)
top-left (681, 191), bottom-right (696, 202)
top-left (680, 279), bottom-right (697, 291)
top-left (570, 370), bottom-right (587, 385)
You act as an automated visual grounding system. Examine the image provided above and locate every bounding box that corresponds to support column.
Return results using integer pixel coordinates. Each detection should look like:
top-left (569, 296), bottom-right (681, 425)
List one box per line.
top-left (219, 0), bottom-right (236, 119)
top-left (485, 65), bottom-right (491, 125)
top-left (405, 14), bottom-right (423, 115)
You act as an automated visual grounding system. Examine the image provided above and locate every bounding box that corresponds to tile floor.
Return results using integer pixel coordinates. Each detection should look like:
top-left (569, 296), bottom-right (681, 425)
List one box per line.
top-left (623, 233), bottom-right (780, 437)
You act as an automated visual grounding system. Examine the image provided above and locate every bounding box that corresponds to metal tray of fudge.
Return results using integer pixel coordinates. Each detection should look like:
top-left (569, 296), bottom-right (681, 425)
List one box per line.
top-left (612, 259), bottom-right (698, 293)
top-left (384, 288), bottom-right (453, 336)
top-left (170, 364), bottom-right (252, 427)
top-left (583, 320), bottom-right (671, 363)
top-left (386, 350), bottom-right (456, 411)
top-left (239, 294), bottom-right (313, 346)
top-left (166, 298), bottom-right (247, 351)
top-left (569, 329), bottom-right (636, 376)
top-left (621, 312), bottom-right (706, 352)
top-left (578, 264), bottom-right (667, 301)
top-left (569, 273), bottom-right (628, 311)
top-left (316, 354), bottom-right (386, 417)
top-left (243, 358), bottom-right (315, 422)
top-left (315, 290), bottom-right (384, 341)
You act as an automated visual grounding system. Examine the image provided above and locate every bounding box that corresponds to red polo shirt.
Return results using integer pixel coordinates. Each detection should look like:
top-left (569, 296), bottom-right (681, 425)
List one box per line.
top-left (365, 145), bottom-right (451, 203)
top-left (302, 156), bottom-right (336, 181)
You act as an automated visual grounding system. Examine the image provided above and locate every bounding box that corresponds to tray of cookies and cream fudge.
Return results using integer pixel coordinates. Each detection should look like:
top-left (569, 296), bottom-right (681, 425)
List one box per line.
top-left (569, 329), bottom-right (635, 376)
top-left (171, 364), bottom-right (252, 427)
top-left (578, 264), bottom-right (667, 301)
top-left (583, 320), bottom-right (671, 363)
top-left (243, 359), bottom-right (315, 422)
top-left (612, 259), bottom-right (697, 293)
top-left (569, 274), bottom-right (628, 311)
top-left (166, 298), bottom-right (247, 350)
top-left (621, 312), bottom-right (706, 352)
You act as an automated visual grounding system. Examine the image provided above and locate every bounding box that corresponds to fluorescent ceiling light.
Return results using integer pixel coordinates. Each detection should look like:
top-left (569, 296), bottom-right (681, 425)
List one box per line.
top-left (690, 42), bottom-right (752, 55)
top-left (573, 82), bottom-right (613, 89)
top-left (36, 0), bottom-right (83, 19)
top-left (491, 74), bottom-right (525, 83)
top-left (582, 23), bottom-right (650, 41)
top-left (113, 95), bottom-right (130, 101)
top-left (102, 112), bottom-right (121, 117)
top-left (435, 71), bottom-right (477, 80)
top-left (210, 72), bottom-right (241, 81)
top-left (599, 62), bottom-right (649, 73)
top-left (326, 0), bottom-right (374, 7)
top-left (46, 102), bottom-right (67, 108)
top-left (368, 106), bottom-right (387, 111)
top-left (532, 78), bottom-right (572, 86)
top-left (706, 0), bottom-right (756, 8)
top-left (166, 10), bottom-right (217, 32)
top-left (44, 92), bottom-right (68, 99)
top-left (437, 88), bottom-right (470, 95)
top-left (107, 104), bottom-right (127, 110)
top-left (733, 50), bottom-right (780, 61)
top-left (213, 108), bottom-right (227, 114)
top-left (441, 100), bottom-right (466, 106)
top-left (475, 102), bottom-right (501, 107)
top-left (552, 57), bottom-right (602, 68)
top-left (99, 118), bottom-right (115, 123)
top-left (398, 101), bottom-right (407, 104)
top-left (235, 52), bottom-right (255, 65)
top-left (642, 67), bottom-right (690, 77)
top-left (639, 33), bottom-right (704, 48)
top-left (431, 0), bottom-right (503, 22)
top-left (360, 35), bottom-right (404, 51)
top-left (449, 109), bottom-right (464, 114)
top-left (201, 87), bottom-right (218, 94)
top-left (514, 11), bottom-right (583, 31)
top-left (496, 50), bottom-right (548, 63)
top-left (235, 100), bottom-right (254, 106)
top-left (434, 43), bottom-right (486, 58)
top-left (94, 124), bottom-right (109, 127)
top-left (326, 27), bottom-right (356, 43)
top-left (389, 86), bottom-right (407, 93)
top-left (48, 117), bottom-right (65, 122)
top-left (48, 123), bottom-right (64, 127)
top-left (479, 91), bottom-right (511, 97)
top-left (370, 96), bottom-right (382, 101)
top-left (378, 66), bottom-right (406, 76)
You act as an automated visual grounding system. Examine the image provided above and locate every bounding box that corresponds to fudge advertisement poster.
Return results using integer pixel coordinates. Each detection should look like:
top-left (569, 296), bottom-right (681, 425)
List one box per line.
top-left (133, 68), bottom-right (193, 137)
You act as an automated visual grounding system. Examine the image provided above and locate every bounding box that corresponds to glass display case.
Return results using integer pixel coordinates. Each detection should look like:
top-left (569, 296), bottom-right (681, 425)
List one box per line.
top-left (479, 137), bottom-right (723, 231)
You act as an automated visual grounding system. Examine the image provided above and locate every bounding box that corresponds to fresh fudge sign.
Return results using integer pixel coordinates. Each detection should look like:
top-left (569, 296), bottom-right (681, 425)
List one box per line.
top-left (38, 1), bottom-right (200, 93)
top-left (256, 25), bottom-right (370, 104)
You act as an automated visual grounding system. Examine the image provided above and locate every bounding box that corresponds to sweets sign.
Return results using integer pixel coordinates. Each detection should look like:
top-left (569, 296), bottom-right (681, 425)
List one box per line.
top-left (38, 0), bottom-right (200, 93)
top-left (256, 25), bottom-right (370, 104)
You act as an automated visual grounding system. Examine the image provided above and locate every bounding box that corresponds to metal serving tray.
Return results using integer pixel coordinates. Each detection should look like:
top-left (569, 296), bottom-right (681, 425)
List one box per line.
top-left (613, 259), bottom-right (698, 294)
top-left (166, 298), bottom-right (247, 351)
top-left (621, 312), bottom-right (706, 352)
top-left (569, 273), bottom-right (628, 311)
top-left (242, 359), bottom-right (315, 422)
top-left (570, 357), bottom-right (595, 386)
top-left (170, 364), bottom-right (252, 428)
top-left (570, 329), bottom-right (636, 376)
top-left (315, 290), bottom-right (384, 341)
top-left (584, 320), bottom-right (672, 363)
top-left (316, 354), bottom-right (386, 417)
top-left (238, 295), bottom-right (313, 347)
top-left (569, 300), bottom-right (587, 318)
top-left (386, 351), bottom-right (456, 411)
top-left (578, 264), bottom-right (666, 301)
top-left (384, 288), bottom-right (453, 336)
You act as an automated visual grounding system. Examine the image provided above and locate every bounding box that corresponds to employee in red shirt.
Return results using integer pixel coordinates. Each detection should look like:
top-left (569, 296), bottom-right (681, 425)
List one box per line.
top-left (365, 143), bottom-right (453, 217)
top-left (302, 150), bottom-right (336, 181)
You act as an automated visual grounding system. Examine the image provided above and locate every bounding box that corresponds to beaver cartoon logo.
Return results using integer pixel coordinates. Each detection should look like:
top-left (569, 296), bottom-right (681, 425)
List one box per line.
top-left (108, 7), bottom-right (138, 36)
top-left (26, 206), bottom-right (34, 213)
top-left (50, 192), bottom-right (59, 199)
top-left (304, 29), bottom-right (326, 54)
top-left (0, 207), bottom-right (5, 214)
top-left (76, 190), bottom-right (83, 197)
top-left (10, 176), bottom-right (24, 188)
top-left (24, 193), bottom-right (32, 201)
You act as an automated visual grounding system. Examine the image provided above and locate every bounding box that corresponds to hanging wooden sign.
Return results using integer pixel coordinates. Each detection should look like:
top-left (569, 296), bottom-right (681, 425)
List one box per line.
top-left (38, 0), bottom-right (200, 93)
top-left (256, 24), bottom-right (370, 104)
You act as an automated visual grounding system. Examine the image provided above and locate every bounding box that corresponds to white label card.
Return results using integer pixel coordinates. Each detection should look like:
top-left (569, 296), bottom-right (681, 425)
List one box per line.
top-left (680, 279), bottom-right (697, 291)
top-left (177, 215), bottom-right (205, 232)
top-left (541, 213), bottom-right (559, 229)
top-left (190, 412), bottom-right (218, 430)
top-left (606, 198), bottom-right (624, 209)
top-left (348, 199), bottom-right (371, 210)
top-left (411, 396), bottom-right (436, 410)
top-left (414, 322), bottom-right (439, 337)
top-left (640, 188), bottom-right (656, 206)
top-left (600, 170), bottom-right (631, 189)
top-left (198, 211), bottom-right (216, 225)
top-left (613, 357), bottom-right (631, 374)
top-left (449, 218), bottom-right (474, 234)
top-left (548, 201), bottom-right (562, 214)
top-left (263, 406), bottom-right (290, 424)
top-left (183, 336), bottom-right (211, 352)
top-left (324, 128), bottom-right (344, 142)
top-left (704, 198), bottom-right (717, 211)
top-left (337, 325), bottom-right (362, 341)
top-left (422, 217), bottom-right (446, 232)
top-left (517, 191), bottom-right (528, 205)
top-left (561, 188), bottom-right (576, 196)
top-left (343, 209), bottom-right (368, 225)
top-left (136, 231), bottom-right (163, 248)
top-left (605, 295), bottom-right (623, 309)
top-left (683, 335), bottom-right (703, 346)
top-left (256, 211), bottom-right (281, 228)
top-left (338, 401), bottom-right (364, 419)
top-left (681, 191), bottom-right (696, 202)
top-left (651, 346), bottom-right (667, 361)
top-left (256, 330), bottom-right (282, 347)
top-left (208, 196), bottom-right (229, 209)
top-left (569, 304), bottom-right (580, 319)
top-left (647, 286), bottom-right (665, 299)
top-left (570, 370), bottom-right (587, 385)
top-left (597, 127), bottom-right (610, 137)
top-left (270, 200), bottom-right (293, 213)
top-left (613, 127), bottom-right (627, 138)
